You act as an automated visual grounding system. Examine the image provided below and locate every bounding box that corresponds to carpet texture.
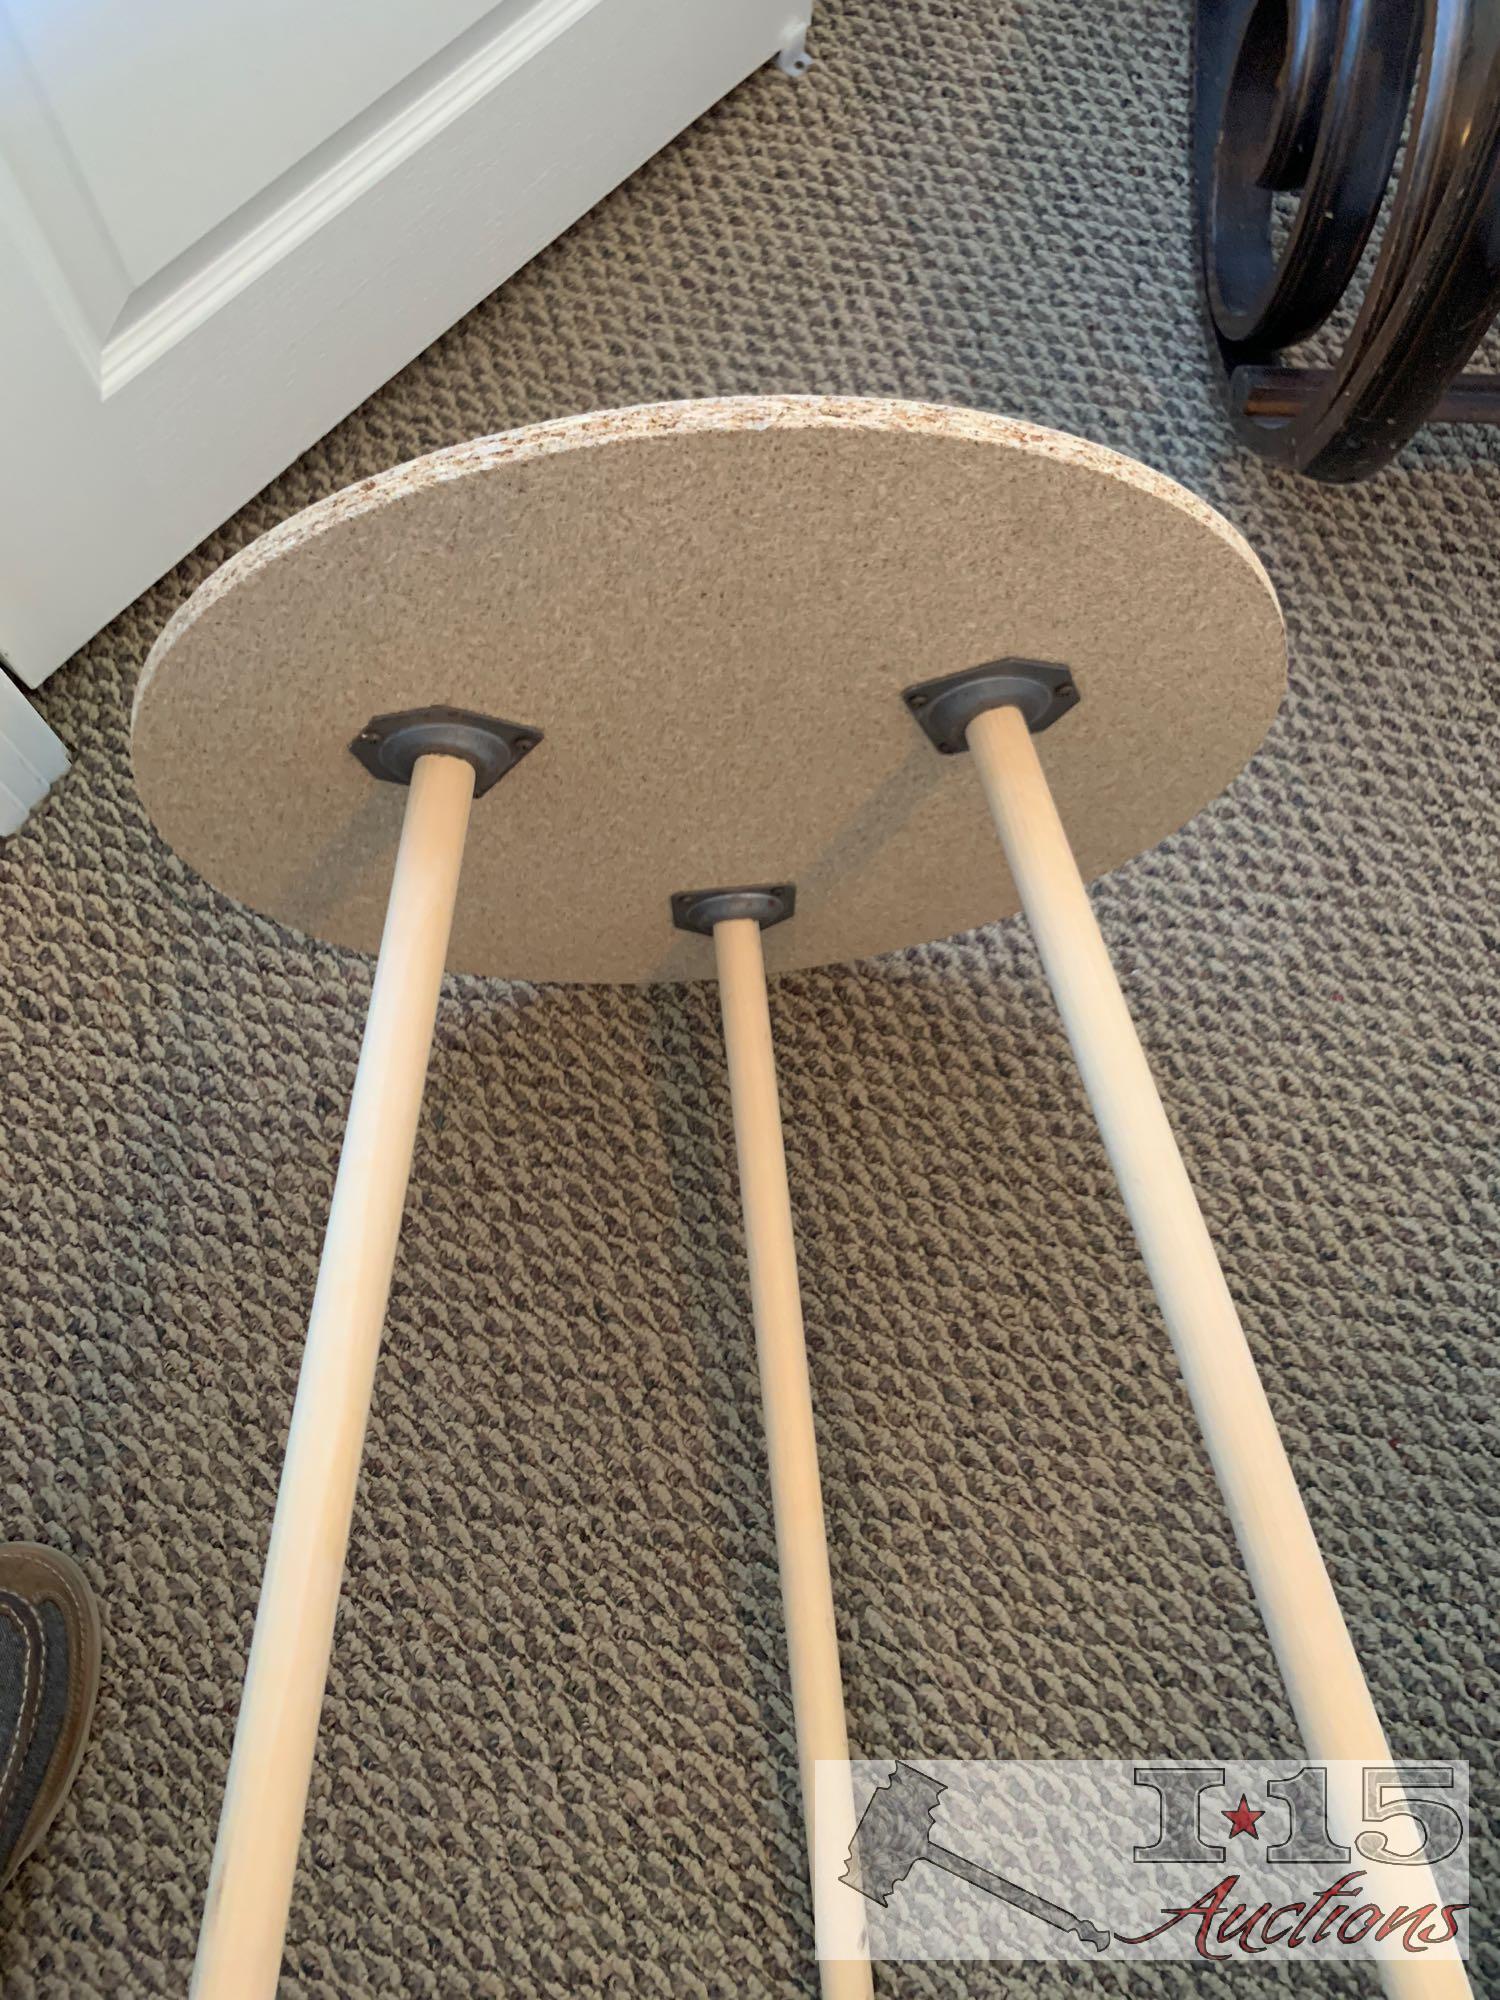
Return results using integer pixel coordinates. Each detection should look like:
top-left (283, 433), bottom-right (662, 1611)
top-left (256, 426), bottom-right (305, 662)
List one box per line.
top-left (2, 1), bottom-right (1495, 1992)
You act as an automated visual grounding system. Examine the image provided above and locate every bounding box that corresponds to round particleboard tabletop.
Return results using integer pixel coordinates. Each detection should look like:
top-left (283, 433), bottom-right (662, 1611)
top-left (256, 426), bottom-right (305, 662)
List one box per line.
top-left (132, 396), bottom-right (1285, 984)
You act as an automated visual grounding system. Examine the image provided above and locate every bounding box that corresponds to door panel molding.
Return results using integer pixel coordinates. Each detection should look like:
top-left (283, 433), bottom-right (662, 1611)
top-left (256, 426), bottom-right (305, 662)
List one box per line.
top-left (0, 0), bottom-right (812, 687)
top-left (105, 0), bottom-right (603, 395)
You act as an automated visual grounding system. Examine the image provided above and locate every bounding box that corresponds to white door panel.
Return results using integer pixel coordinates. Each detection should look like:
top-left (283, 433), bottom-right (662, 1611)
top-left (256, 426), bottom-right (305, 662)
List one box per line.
top-left (2, 0), bottom-right (510, 281)
top-left (0, 0), bottom-right (811, 688)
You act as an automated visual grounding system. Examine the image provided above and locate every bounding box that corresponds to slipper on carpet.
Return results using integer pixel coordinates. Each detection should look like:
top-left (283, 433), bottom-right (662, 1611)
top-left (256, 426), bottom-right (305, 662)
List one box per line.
top-left (0, 1545), bottom-right (100, 1889)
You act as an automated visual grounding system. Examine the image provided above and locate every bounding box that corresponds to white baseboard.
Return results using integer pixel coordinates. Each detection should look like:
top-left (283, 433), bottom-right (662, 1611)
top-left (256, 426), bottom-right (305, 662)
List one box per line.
top-left (0, 674), bottom-right (68, 834)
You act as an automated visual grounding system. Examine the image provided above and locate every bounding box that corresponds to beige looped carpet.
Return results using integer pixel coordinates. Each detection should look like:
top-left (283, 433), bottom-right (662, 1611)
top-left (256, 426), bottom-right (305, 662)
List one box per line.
top-left (1, 1), bottom-right (1494, 1992)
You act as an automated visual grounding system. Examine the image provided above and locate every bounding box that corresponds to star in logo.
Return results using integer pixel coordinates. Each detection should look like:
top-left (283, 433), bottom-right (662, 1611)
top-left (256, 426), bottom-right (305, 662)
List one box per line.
top-left (1223, 1793), bottom-right (1265, 1840)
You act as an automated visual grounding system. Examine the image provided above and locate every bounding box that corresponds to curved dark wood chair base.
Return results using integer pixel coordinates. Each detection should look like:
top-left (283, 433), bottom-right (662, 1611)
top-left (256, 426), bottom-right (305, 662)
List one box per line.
top-left (1193, 0), bottom-right (1500, 481)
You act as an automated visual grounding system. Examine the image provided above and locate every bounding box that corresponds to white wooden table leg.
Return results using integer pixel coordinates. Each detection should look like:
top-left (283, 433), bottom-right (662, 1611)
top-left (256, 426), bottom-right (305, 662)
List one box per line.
top-left (192, 752), bottom-right (478, 1999)
top-left (713, 916), bottom-right (873, 2000)
top-left (966, 703), bottom-right (1468, 1999)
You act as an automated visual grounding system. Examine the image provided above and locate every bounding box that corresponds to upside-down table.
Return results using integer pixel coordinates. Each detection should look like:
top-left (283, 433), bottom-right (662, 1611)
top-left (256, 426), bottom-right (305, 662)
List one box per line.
top-left (132, 397), bottom-right (1467, 1998)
